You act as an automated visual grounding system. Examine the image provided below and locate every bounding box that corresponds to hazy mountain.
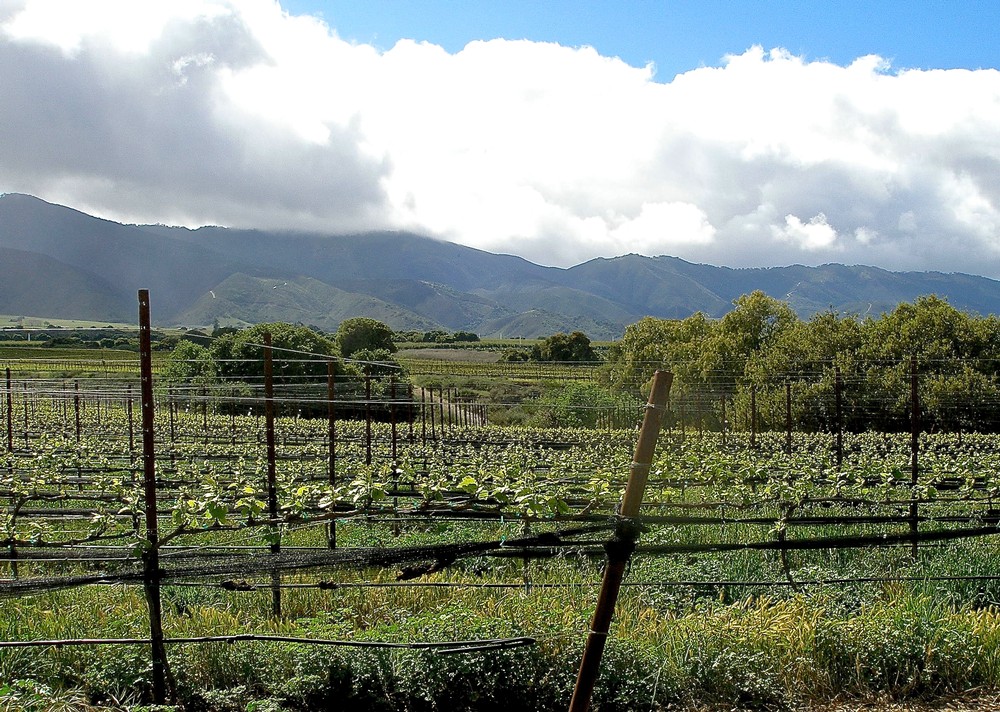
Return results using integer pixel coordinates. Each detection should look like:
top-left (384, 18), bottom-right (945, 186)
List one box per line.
top-left (3, 193), bottom-right (1000, 340)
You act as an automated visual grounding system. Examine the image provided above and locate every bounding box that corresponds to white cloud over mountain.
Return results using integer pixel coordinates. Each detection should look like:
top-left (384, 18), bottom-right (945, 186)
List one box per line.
top-left (2, 0), bottom-right (999, 274)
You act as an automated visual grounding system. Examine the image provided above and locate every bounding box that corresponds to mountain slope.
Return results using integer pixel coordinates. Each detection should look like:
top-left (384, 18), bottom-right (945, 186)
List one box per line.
top-left (3, 193), bottom-right (1000, 338)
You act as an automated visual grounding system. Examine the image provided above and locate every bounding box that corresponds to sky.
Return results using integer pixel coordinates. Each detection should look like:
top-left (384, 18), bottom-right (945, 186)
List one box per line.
top-left (2, 1), bottom-right (1000, 277)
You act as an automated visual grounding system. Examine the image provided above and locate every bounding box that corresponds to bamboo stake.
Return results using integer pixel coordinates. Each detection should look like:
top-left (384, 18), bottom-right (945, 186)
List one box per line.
top-left (568, 370), bottom-right (672, 712)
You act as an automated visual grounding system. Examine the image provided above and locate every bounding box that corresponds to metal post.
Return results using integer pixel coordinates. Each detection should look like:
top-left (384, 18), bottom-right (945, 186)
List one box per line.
top-left (327, 360), bottom-right (337, 549)
top-left (785, 381), bottom-right (792, 455)
top-left (263, 333), bottom-right (281, 616)
top-left (4, 368), bottom-right (12, 453)
top-left (910, 356), bottom-right (920, 558)
top-left (835, 366), bottom-right (844, 468)
top-left (138, 290), bottom-right (170, 705)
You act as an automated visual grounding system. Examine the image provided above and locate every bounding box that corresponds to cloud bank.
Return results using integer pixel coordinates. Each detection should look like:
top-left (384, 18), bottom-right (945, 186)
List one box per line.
top-left (2, 0), bottom-right (999, 275)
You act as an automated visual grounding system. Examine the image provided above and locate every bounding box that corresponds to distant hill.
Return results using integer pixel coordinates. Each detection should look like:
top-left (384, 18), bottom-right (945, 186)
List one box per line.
top-left (2, 193), bottom-right (1000, 339)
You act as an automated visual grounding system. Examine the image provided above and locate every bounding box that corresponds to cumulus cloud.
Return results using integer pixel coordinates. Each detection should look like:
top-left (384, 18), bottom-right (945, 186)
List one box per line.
top-left (1, 0), bottom-right (999, 275)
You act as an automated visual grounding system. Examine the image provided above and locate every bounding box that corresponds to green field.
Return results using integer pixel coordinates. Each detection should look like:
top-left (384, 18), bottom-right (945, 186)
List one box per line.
top-left (3, 364), bottom-right (1000, 711)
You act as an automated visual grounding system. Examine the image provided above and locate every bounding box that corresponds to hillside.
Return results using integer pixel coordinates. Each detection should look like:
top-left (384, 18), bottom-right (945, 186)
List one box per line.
top-left (2, 193), bottom-right (1000, 339)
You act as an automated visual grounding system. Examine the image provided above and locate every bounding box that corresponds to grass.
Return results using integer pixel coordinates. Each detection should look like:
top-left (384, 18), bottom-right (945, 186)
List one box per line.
top-left (4, 394), bottom-right (1000, 708)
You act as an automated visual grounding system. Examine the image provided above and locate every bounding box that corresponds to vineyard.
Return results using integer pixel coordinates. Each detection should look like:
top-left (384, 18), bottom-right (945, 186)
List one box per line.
top-left (4, 322), bottom-right (1000, 709)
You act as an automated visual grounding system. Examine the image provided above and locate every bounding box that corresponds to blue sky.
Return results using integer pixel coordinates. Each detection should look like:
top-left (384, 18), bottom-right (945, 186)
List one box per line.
top-left (282, 0), bottom-right (1000, 78)
top-left (2, 0), bottom-right (1000, 275)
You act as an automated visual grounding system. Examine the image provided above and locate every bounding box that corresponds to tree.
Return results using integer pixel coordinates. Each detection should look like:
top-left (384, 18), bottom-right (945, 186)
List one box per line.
top-left (531, 382), bottom-right (629, 428)
top-left (210, 322), bottom-right (346, 382)
top-left (163, 340), bottom-right (217, 385)
top-left (335, 318), bottom-right (396, 358)
top-left (530, 331), bottom-right (597, 362)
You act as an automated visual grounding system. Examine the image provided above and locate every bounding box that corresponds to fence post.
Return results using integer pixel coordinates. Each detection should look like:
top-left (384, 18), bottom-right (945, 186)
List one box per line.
top-left (568, 370), bottom-right (672, 712)
top-left (5, 367), bottom-right (12, 454)
top-left (137, 289), bottom-right (171, 705)
top-left (720, 394), bottom-right (727, 446)
top-left (327, 361), bottom-right (337, 549)
top-left (263, 333), bottom-right (281, 617)
top-left (910, 356), bottom-right (920, 558)
top-left (835, 367), bottom-right (844, 468)
top-left (127, 384), bottom-right (135, 464)
top-left (364, 375), bottom-right (372, 466)
top-left (74, 381), bottom-right (81, 444)
top-left (784, 381), bottom-right (792, 455)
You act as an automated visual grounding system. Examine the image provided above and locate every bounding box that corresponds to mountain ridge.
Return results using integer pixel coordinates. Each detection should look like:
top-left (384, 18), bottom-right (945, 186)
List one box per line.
top-left (2, 193), bottom-right (999, 340)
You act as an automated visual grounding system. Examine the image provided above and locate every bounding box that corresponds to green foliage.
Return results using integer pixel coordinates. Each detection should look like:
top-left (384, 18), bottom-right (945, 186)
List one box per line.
top-left (530, 382), bottom-right (632, 428)
top-left (208, 322), bottom-right (347, 383)
top-left (530, 331), bottom-right (597, 362)
top-left (163, 340), bottom-right (218, 385)
top-left (605, 292), bottom-right (1000, 432)
top-left (336, 317), bottom-right (396, 358)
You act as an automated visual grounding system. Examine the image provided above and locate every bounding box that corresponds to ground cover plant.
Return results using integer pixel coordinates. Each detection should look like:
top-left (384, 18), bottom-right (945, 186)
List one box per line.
top-left (3, 351), bottom-right (1000, 710)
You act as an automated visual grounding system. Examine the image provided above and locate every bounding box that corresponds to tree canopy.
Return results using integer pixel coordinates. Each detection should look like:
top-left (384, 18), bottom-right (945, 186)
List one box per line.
top-left (602, 293), bottom-right (1000, 432)
top-left (335, 318), bottom-right (396, 359)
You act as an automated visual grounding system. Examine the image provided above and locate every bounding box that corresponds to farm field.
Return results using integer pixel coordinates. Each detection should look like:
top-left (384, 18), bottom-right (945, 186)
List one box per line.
top-left (3, 355), bottom-right (1000, 711)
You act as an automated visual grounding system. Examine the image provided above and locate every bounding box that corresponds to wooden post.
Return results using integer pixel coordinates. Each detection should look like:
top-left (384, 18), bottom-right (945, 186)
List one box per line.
top-left (750, 385), bottom-right (758, 448)
top-left (263, 333), bottom-right (281, 617)
top-left (568, 371), bottom-right (672, 712)
top-left (138, 290), bottom-right (170, 705)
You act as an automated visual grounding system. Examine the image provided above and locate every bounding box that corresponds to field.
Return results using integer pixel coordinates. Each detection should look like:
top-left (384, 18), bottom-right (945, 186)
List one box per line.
top-left (3, 351), bottom-right (1000, 710)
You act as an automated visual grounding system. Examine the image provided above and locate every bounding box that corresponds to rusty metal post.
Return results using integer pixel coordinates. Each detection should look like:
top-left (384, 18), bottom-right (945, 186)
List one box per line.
top-left (5, 367), bottom-right (12, 453)
top-left (327, 360), bottom-right (337, 549)
top-left (138, 290), bottom-right (170, 705)
top-left (568, 370), bottom-right (672, 712)
top-left (835, 367), bottom-right (844, 468)
top-left (910, 356), bottom-right (920, 558)
top-left (263, 333), bottom-right (281, 616)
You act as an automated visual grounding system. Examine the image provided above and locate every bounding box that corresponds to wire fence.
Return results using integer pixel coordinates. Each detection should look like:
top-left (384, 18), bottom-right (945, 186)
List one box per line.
top-left (5, 316), bottom-right (1000, 703)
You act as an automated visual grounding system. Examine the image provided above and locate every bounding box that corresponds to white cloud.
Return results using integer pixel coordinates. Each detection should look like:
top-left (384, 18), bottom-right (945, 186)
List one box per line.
top-left (773, 213), bottom-right (838, 250)
top-left (1, 0), bottom-right (1000, 275)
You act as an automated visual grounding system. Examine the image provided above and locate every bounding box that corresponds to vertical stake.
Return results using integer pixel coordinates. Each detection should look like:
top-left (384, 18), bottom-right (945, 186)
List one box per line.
top-left (910, 356), bottom-right (920, 558)
top-left (127, 384), bottom-right (135, 464)
top-left (835, 367), bottom-right (844, 468)
top-left (263, 333), bottom-right (281, 616)
top-left (74, 381), bottom-right (81, 444)
top-left (327, 360), bottom-right (337, 549)
top-left (138, 290), bottom-right (171, 705)
top-left (4, 367), bottom-right (12, 454)
top-left (364, 375), bottom-right (372, 466)
top-left (568, 371), bottom-right (672, 712)
top-left (750, 385), bottom-right (758, 448)
top-left (785, 381), bottom-right (792, 455)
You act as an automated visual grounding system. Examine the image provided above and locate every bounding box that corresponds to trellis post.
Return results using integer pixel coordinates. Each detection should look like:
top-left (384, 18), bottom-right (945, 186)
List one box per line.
top-left (568, 370), bottom-right (672, 712)
top-left (910, 356), bottom-right (920, 558)
top-left (138, 289), bottom-right (171, 705)
top-left (327, 360), bottom-right (337, 549)
top-left (263, 332), bottom-right (281, 616)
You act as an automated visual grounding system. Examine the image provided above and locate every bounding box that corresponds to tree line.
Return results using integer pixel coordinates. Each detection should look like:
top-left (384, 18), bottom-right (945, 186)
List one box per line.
top-left (601, 291), bottom-right (1000, 433)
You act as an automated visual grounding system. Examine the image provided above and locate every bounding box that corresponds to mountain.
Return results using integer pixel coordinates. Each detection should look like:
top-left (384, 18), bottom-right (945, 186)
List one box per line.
top-left (2, 192), bottom-right (1000, 339)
